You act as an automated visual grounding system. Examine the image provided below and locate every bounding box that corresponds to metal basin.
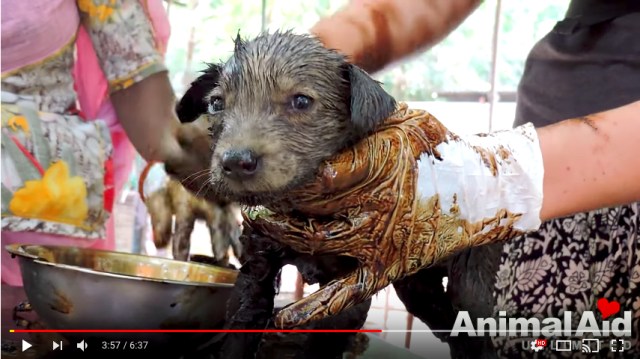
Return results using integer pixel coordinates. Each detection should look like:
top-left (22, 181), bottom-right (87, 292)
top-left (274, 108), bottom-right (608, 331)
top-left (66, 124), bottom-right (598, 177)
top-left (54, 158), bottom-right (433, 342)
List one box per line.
top-left (6, 244), bottom-right (238, 350)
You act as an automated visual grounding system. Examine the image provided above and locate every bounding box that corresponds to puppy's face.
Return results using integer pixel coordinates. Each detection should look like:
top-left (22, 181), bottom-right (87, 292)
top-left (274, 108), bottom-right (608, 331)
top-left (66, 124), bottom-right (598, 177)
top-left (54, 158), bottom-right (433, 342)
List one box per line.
top-left (177, 31), bottom-right (396, 205)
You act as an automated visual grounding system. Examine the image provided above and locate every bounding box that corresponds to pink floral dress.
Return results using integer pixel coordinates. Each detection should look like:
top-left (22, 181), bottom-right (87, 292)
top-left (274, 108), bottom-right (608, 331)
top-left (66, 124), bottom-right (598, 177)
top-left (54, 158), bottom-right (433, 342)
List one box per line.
top-left (1, 0), bottom-right (170, 285)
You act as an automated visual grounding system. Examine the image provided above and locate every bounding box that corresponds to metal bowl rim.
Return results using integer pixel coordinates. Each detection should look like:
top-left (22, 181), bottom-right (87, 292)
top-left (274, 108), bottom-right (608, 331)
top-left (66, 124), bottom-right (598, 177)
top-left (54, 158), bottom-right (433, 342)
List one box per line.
top-left (5, 243), bottom-right (237, 288)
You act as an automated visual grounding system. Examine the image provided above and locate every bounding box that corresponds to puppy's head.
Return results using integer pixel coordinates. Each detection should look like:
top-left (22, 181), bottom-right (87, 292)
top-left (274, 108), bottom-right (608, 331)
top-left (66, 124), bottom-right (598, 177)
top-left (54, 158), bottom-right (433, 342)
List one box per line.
top-left (177, 31), bottom-right (396, 205)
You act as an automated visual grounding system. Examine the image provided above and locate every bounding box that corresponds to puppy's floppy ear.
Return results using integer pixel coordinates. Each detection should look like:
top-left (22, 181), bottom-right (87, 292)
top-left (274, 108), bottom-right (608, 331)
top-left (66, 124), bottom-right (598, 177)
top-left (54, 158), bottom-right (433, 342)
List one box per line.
top-left (175, 63), bottom-right (222, 123)
top-left (347, 64), bottom-right (397, 135)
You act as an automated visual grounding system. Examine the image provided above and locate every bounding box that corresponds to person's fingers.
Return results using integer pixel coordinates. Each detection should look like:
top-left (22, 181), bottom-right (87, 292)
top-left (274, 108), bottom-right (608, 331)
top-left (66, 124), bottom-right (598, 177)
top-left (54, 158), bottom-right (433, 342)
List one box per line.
top-left (246, 212), bottom-right (312, 238)
top-left (248, 212), bottom-right (376, 260)
top-left (164, 118), bottom-right (214, 194)
top-left (176, 115), bottom-right (211, 141)
top-left (274, 265), bottom-right (389, 328)
top-left (145, 189), bottom-right (173, 248)
top-left (179, 119), bottom-right (213, 163)
top-left (164, 156), bottom-right (209, 196)
top-left (248, 214), bottom-right (334, 255)
top-left (280, 134), bottom-right (383, 216)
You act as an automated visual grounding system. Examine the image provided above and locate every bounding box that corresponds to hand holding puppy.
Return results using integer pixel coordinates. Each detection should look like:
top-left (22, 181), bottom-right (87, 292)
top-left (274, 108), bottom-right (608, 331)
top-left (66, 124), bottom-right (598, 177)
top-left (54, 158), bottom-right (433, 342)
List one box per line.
top-left (248, 103), bottom-right (545, 328)
top-left (163, 115), bottom-right (214, 195)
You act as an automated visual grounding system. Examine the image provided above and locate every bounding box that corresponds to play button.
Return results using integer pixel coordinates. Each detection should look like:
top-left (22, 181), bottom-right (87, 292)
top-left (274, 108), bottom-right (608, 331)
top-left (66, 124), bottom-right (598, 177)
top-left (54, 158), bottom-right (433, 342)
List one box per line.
top-left (22, 340), bottom-right (32, 352)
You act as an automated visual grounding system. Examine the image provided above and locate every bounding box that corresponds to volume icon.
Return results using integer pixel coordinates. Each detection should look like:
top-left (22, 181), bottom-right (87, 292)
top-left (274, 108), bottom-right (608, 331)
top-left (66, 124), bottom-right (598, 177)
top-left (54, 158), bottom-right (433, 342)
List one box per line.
top-left (76, 340), bottom-right (87, 352)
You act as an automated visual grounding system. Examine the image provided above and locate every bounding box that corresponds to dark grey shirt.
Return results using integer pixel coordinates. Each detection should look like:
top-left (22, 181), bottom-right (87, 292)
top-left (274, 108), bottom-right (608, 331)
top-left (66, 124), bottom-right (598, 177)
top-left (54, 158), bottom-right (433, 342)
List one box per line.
top-left (514, 0), bottom-right (640, 127)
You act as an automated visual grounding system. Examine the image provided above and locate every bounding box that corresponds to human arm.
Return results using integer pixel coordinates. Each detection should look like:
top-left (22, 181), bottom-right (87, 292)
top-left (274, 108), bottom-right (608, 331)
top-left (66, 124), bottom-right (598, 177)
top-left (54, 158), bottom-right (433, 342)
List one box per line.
top-left (77, 0), bottom-right (183, 163)
top-left (538, 99), bottom-right (640, 221)
top-left (310, 0), bottom-right (482, 73)
top-left (312, 0), bottom-right (640, 217)
top-left (246, 100), bottom-right (640, 328)
top-left (109, 71), bottom-right (182, 163)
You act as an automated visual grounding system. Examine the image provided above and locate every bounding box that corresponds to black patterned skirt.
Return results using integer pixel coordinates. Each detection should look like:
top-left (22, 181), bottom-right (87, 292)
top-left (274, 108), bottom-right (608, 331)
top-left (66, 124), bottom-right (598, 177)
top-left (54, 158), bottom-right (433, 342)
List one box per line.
top-left (491, 7), bottom-right (640, 358)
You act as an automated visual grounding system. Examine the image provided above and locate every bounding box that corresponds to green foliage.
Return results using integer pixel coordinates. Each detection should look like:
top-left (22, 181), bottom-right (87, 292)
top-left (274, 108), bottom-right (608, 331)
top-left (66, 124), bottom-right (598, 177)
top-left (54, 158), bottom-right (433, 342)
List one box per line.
top-left (163, 0), bottom-right (568, 100)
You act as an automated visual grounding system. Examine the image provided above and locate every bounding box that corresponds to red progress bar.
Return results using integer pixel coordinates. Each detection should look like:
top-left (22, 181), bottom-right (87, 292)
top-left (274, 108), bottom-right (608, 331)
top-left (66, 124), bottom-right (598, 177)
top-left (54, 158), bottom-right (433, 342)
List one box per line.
top-left (10, 329), bottom-right (382, 333)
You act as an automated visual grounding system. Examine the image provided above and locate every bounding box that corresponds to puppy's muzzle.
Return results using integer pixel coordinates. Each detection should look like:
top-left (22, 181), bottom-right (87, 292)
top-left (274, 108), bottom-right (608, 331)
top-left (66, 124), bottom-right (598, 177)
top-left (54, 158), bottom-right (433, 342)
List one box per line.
top-left (221, 148), bottom-right (260, 180)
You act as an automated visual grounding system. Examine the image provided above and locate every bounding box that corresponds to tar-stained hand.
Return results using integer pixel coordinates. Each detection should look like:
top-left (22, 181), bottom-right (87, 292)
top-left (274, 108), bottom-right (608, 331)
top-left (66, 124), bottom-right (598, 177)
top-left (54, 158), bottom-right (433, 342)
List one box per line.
top-left (164, 116), bottom-right (214, 196)
top-left (246, 103), bottom-right (545, 328)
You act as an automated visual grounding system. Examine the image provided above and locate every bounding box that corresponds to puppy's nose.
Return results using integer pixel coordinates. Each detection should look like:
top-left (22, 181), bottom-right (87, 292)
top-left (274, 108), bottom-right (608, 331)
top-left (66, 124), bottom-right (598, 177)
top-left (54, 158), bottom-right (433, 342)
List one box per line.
top-left (221, 149), bottom-right (259, 178)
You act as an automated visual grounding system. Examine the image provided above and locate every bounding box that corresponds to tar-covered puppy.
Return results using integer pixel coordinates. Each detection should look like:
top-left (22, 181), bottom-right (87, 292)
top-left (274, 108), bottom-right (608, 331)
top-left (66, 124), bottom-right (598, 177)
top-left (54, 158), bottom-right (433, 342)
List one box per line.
top-left (173, 30), bottom-right (394, 359)
top-left (176, 31), bottom-right (396, 206)
top-left (173, 31), bottom-right (496, 359)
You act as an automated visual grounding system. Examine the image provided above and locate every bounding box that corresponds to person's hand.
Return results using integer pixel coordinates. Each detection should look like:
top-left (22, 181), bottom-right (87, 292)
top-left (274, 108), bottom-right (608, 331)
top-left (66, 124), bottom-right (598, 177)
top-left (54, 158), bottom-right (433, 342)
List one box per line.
top-left (143, 175), bottom-right (243, 263)
top-left (163, 115), bottom-right (213, 195)
top-left (246, 103), bottom-right (545, 328)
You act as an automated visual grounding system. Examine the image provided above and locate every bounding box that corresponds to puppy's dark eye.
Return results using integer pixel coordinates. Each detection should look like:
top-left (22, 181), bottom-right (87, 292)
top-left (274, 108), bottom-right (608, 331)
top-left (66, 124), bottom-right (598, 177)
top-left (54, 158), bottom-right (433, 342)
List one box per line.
top-left (290, 94), bottom-right (313, 111)
top-left (208, 97), bottom-right (225, 113)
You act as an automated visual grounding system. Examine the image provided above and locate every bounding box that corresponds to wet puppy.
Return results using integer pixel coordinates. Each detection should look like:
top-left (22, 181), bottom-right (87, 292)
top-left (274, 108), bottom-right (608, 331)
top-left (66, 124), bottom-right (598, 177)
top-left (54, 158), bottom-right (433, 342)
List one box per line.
top-left (174, 31), bottom-right (395, 359)
top-left (178, 32), bottom-right (396, 206)
top-left (174, 31), bottom-right (496, 359)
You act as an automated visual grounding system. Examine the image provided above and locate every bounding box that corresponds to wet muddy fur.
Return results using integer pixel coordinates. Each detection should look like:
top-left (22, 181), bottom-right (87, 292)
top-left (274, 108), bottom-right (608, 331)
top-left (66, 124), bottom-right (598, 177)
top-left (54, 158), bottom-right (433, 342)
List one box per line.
top-left (175, 31), bottom-right (499, 359)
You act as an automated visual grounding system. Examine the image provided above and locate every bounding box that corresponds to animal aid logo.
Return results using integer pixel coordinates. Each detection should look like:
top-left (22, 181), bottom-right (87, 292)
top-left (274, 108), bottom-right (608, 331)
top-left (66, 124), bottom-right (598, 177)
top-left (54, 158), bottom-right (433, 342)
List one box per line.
top-left (451, 299), bottom-right (632, 338)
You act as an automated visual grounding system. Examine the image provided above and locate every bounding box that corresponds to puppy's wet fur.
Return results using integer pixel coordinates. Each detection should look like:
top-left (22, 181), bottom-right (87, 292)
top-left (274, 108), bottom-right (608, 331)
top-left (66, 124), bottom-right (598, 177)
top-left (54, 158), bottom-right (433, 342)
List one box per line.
top-left (177, 31), bottom-right (396, 206)
top-left (177, 31), bottom-right (497, 359)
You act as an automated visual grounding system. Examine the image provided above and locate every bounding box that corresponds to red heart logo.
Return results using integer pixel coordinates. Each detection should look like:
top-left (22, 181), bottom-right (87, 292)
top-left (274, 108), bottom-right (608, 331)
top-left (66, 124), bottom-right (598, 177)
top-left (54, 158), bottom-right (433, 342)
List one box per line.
top-left (597, 298), bottom-right (621, 319)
